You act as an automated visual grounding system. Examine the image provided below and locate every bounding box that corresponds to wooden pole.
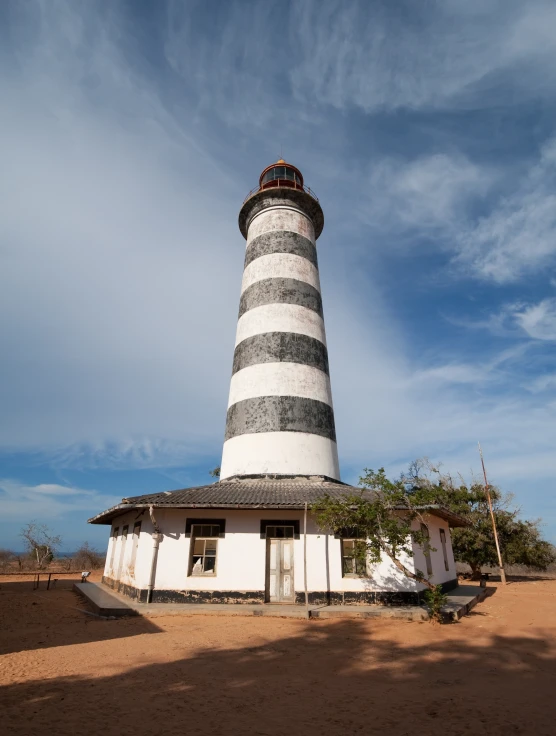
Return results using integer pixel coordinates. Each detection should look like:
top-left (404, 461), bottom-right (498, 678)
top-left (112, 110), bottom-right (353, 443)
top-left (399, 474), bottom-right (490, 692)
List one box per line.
top-left (478, 442), bottom-right (507, 585)
top-left (303, 502), bottom-right (309, 618)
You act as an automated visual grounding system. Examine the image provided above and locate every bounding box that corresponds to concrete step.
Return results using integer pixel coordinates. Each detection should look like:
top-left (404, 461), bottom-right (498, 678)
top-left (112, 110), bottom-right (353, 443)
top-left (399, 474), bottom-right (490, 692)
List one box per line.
top-left (311, 605), bottom-right (429, 621)
top-left (74, 582), bottom-right (138, 617)
top-left (442, 584), bottom-right (489, 621)
top-left (73, 582), bottom-right (489, 621)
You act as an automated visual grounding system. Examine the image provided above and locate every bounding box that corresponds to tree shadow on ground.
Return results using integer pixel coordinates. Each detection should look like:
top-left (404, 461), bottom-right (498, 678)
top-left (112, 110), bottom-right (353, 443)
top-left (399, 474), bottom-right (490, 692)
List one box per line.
top-left (2, 613), bottom-right (555, 736)
top-left (0, 582), bottom-right (161, 655)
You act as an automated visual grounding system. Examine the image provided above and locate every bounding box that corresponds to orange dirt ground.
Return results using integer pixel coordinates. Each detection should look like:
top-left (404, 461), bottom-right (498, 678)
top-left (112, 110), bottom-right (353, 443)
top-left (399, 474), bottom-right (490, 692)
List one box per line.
top-left (1, 572), bottom-right (555, 736)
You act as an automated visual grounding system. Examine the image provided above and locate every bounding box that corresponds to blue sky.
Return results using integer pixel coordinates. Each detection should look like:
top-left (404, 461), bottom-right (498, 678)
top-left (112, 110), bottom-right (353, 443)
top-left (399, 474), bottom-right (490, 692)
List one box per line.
top-left (2, 0), bottom-right (556, 551)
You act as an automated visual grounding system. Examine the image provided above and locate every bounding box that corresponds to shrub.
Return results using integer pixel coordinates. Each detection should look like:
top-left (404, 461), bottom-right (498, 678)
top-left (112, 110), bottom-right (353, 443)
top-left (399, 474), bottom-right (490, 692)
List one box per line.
top-left (71, 542), bottom-right (105, 570)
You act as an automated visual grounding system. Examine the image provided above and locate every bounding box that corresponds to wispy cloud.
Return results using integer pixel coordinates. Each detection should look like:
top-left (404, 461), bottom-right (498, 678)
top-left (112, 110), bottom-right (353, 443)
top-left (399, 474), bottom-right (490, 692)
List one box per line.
top-left (0, 478), bottom-right (116, 519)
top-left (459, 298), bottom-right (556, 341)
top-left (456, 139), bottom-right (556, 282)
top-left (1, 0), bottom-right (240, 457)
top-left (513, 298), bottom-right (556, 340)
top-left (359, 136), bottom-right (556, 284)
top-left (290, 0), bottom-right (556, 113)
top-left (361, 152), bottom-right (489, 237)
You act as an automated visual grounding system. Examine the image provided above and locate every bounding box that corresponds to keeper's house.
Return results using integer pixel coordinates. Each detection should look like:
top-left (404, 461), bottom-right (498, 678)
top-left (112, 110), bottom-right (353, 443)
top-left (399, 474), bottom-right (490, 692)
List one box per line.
top-left (89, 160), bottom-right (466, 606)
top-left (89, 477), bottom-right (464, 605)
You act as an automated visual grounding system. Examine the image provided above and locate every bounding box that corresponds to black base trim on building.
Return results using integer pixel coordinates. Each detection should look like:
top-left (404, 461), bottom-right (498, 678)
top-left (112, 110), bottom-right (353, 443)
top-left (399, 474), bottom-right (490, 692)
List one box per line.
top-left (103, 577), bottom-right (459, 607)
top-left (294, 591), bottom-right (422, 606)
top-left (102, 578), bottom-right (265, 604)
top-left (103, 576), bottom-right (147, 602)
top-left (150, 590), bottom-right (266, 604)
top-left (439, 578), bottom-right (459, 593)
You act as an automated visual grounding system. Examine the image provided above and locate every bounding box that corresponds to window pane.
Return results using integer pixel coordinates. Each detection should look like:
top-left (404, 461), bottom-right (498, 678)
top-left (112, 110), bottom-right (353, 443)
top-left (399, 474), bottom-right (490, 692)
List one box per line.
top-left (205, 540), bottom-right (217, 552)
top-left (355, 558), bottom-right (366, 574)
top-left (209, 526), bottom-right (220, 537)
top-left (204, 556), bottom-right (216, 572)
top-left (193, 539), bottom-right (205, 555)
top-left (191, 556), bottom-right (203, 574)
top-left (343, 540), bottom-right (355, 554)
top-left (343, 557), bottom-right (353, 575)
top-left (276, 527), bottom-right (284, 538)
top-left (266, 526), bottom-right (276, 538)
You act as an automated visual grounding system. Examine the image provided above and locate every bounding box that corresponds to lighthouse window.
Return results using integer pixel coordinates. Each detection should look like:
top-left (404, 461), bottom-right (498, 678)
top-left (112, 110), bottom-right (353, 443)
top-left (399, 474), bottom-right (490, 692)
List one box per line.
top-left (341, 539), bottom-right (367, 576)
top-left (261, 166), bottom-right (302, 186)
top-left (189, 524), bottom-right (219, 576)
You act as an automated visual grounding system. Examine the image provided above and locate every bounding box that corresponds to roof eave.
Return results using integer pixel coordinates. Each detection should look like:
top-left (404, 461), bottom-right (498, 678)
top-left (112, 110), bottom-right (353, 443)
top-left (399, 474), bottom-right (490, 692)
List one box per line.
top-left (88, 502), bottom-right (335, 524)
top-left (88, 502), bottom-right (470, 527)
top-left (420, 505), bottom-right (470, 528)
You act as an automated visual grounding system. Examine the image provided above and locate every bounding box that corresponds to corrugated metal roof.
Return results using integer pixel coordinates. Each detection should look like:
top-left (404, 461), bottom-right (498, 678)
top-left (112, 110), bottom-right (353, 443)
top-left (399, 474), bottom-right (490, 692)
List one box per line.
top-left (87, 476), bottom-right (469, 527)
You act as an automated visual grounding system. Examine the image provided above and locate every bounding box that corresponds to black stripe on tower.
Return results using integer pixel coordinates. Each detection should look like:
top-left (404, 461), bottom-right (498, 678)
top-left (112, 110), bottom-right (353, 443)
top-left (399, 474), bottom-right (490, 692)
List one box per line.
top-left (239, 278), bottom-right (323, 319)
top-left (232, 332), bottom-right (329, 375)
top-left (244, 231), bottom-right (318, 269)
top-left (225, 396), bottom-right (336, 441)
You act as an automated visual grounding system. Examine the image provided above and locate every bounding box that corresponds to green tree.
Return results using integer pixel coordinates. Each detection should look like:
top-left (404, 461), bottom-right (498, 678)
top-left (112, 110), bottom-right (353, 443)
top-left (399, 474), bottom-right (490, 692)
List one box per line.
top-left (313, 468), bottom-right (441, 591)
top-left (406, 459), bottom-right (556, 579)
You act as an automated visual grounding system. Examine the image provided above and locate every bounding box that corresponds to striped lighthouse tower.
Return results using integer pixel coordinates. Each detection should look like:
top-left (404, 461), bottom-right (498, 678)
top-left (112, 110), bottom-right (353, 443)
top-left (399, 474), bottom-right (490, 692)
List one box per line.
top-left (220, 160), bottom-right (340, 481)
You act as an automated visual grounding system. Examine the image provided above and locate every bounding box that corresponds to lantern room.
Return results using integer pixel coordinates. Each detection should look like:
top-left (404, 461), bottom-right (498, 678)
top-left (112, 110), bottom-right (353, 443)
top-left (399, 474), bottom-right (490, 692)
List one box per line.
top-left (259, 159), bottom-right (304, 191)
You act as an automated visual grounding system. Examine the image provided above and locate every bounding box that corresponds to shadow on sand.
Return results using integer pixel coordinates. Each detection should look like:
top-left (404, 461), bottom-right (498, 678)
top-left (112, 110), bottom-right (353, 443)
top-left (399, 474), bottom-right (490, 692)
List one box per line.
top-left (0, 580), bottom-right (161, 656)
top-left (1, 585), bottom-right (555, 735)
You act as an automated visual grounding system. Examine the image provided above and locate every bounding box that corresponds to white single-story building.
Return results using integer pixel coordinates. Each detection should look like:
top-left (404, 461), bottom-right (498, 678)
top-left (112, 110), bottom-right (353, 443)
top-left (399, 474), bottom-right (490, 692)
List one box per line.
top-left (89, 476), bottom-right (465, 606)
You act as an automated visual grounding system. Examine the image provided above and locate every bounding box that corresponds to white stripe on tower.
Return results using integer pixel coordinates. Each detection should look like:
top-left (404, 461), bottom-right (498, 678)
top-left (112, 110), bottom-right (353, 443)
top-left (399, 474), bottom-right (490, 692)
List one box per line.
top-left (241, 254), bottom-right (321, 292)
top-left (228, 363), bottom-right (333, 408)
top-left (235, 304), bottom-right (327, 347)
top-left (247, 207), bottom-right (315, 242)
top-left (220, 161), bottom-right (340, 481)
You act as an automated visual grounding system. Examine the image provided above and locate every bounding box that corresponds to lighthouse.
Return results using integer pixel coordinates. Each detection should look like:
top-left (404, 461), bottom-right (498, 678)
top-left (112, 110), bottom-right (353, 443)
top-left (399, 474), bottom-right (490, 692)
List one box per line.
top-left (90, 159), bottom-right (463, 608)
top-left (221, 159), bottom-right (340, 481)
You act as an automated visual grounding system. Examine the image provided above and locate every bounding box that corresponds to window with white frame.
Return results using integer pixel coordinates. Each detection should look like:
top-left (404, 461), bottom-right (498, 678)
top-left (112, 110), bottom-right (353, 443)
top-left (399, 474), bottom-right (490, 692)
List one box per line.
top-left (189, 524), bottom-right (220, 576)
top-left (341, 538), bottom-right (367, 576)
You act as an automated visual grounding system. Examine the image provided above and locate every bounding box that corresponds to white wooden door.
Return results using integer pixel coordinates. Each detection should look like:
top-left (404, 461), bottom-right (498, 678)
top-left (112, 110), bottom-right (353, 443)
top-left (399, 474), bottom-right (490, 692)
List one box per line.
top-left (268, 538), bottom-right (295, 603)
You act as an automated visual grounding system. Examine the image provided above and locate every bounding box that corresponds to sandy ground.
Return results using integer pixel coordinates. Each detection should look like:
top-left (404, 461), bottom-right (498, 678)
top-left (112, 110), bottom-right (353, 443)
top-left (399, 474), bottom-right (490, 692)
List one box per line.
top-left (1, 572), bottom-right (555, 736)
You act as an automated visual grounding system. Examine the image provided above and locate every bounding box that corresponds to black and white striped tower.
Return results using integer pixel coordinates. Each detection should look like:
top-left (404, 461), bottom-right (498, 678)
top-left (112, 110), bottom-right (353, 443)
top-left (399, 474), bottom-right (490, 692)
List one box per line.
top-left (220, 160), bottom-right (340, 481)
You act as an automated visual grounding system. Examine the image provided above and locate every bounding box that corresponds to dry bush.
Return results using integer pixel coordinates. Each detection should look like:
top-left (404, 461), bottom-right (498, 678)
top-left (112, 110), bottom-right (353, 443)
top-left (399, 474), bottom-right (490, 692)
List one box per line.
top-left (0, 549), bottom-right (17, 572)
top-left (69, 542), bottom-right (105, 571)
